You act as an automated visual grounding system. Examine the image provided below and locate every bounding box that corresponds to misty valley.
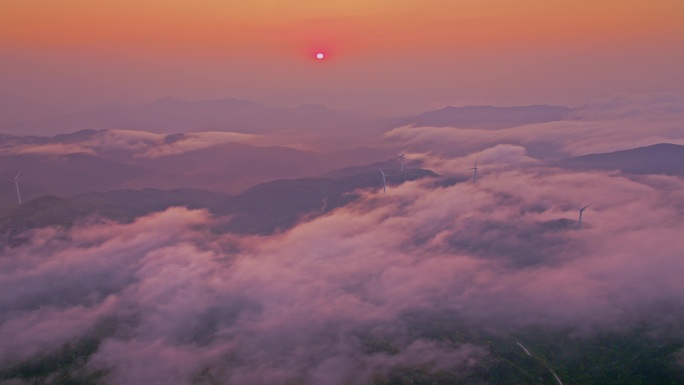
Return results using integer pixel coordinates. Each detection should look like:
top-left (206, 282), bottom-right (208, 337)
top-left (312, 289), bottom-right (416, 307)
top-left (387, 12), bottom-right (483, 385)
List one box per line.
top-left (1, 96), bottom-right (684, 384)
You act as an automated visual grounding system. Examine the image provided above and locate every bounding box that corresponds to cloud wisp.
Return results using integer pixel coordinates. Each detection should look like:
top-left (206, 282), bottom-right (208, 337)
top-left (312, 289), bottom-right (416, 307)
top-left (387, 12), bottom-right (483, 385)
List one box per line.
top-left (386, 93), bottom-right (684, 158)
top-left (0, 130), bottom-right (265, 158)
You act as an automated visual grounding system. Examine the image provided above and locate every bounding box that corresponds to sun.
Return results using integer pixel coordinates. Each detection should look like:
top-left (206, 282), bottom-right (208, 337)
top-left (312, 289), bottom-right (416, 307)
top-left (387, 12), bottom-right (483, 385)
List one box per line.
top-left (316, 53), bottom-right (324, 60)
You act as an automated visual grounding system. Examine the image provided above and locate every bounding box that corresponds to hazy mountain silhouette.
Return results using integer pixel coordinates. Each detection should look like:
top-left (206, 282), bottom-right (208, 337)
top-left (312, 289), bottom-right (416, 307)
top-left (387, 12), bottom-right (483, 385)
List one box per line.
top-left (0, 167), bottom-right (439, 242)
top-left (0, 189), bottom-right (229, 244)
top-left (1, 97), bottom-right (380, 136)
top-left (0, 153), bottom-right (156, 208)
top-left (0, 149), bottom-right (266, 211)
top-left (135, 142), bottom-right (339, 187)
top-left (559, 143), bottom-right (684, 176)
top-left (215, 168), bottom-right (438, 234)
top-left (0, 129), bottom-right (399, 203)
top-left (400, 105), bottom-right (571, 129)
top-left (0, 129), bottom-right (104, 151)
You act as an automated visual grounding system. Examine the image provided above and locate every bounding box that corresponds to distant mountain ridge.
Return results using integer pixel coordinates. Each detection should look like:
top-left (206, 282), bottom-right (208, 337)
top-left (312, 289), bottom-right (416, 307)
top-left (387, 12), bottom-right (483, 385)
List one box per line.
top-left (1, 97), bottom-right (380, 136)
top-left (0, 128), bottom-right (399, 208)
top-left (559, 143), bottom-right (684, 177)
top-left (1, 98), bottom-right (575, 136)
top-left (400, 105), bottom-right (571, 129)
top-left (0, 167), bottom-right (440, 244)
top-left (216, 167), bottom-right (438, 235)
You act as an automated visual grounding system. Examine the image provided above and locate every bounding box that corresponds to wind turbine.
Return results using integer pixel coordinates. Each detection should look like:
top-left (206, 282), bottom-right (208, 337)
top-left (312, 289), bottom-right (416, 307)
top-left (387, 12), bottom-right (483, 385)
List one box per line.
top-left (13, 172), bottom-right (22, 205)
top-left (467, 158), bottom-right (479, 182)
top-left (398, 153), bottom-right (406, 171)
top-left (380, 168), bottom-right (388, 195)
top-left (577, 202), bottom-right (593, 229)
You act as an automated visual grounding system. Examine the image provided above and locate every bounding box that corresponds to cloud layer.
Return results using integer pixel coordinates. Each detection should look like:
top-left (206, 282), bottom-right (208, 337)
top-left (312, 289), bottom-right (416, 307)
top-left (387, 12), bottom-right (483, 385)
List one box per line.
top-left (2, 93), bottom-right (684, 383)
top-left (387, 93), bottom-right (684, 159)
top-left (2, 155), bottom-right (684, 383)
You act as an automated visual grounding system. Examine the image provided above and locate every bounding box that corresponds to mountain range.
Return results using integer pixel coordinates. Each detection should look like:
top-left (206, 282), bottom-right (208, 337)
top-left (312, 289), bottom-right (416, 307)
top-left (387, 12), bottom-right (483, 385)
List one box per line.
top-left (559, 143), bottom-right (684, 177)
top-left (0, 166), bottom-right (439, 245)
top-left (3, 140), bottom-right (684, 240)
top-left (2, 98), bottom-right (577, 138)
top-left (399, 105), bottom-right (571, 129)
top-left (0, 128), bottom-right (403, 208)
top-left (1, 97), bottom-right (381, 136)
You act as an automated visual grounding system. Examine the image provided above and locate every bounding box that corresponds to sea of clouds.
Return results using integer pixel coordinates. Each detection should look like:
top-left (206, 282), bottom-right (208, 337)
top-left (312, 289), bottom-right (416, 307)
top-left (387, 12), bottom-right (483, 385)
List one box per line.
top-left (1, 93), bottom-right (684, 384)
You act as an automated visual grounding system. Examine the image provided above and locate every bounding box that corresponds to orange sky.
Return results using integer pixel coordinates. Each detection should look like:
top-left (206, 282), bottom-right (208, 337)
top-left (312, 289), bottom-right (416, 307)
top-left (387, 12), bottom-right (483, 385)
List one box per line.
top-left (3, 0), bottom-right (681, 52)
top-left (1, 0), bottom-right (683, 120)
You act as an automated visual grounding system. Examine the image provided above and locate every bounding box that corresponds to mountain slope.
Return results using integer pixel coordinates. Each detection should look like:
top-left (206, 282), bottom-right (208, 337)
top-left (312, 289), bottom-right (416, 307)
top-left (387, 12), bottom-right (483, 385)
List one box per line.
top-left (559, 143), bottom-right (684, 177)
top-left (217, 168), bottom-right (438, 235)
top-left (0, 129), bottom-right (396, 196)
top-left (0, 169), bottom-right (439, 242)
top-left (0, 152), bottom-right (157, 211)
top-left (0, 188), bottom-right (230, 246)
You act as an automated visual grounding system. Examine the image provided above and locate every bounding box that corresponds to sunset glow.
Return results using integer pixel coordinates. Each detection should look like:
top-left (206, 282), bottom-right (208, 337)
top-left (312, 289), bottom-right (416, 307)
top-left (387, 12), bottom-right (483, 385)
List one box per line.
top-left (0, 0), bottom-right (681, 116)
top-left (2, 1), bottom-right (684, 384)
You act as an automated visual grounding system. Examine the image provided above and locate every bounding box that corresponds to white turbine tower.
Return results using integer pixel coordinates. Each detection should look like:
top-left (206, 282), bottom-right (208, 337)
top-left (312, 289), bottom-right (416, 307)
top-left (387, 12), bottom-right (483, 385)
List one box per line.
top-left (14, 171), bottom-right (22, 205)
top-left (398, 153), bottom-right (406, 171)
top-left (577, 202), bottom-right (593, 229)
top-left (380, 168), bottom-right (388, 195)
top-left (467, 158), bottom-right (479, 182)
